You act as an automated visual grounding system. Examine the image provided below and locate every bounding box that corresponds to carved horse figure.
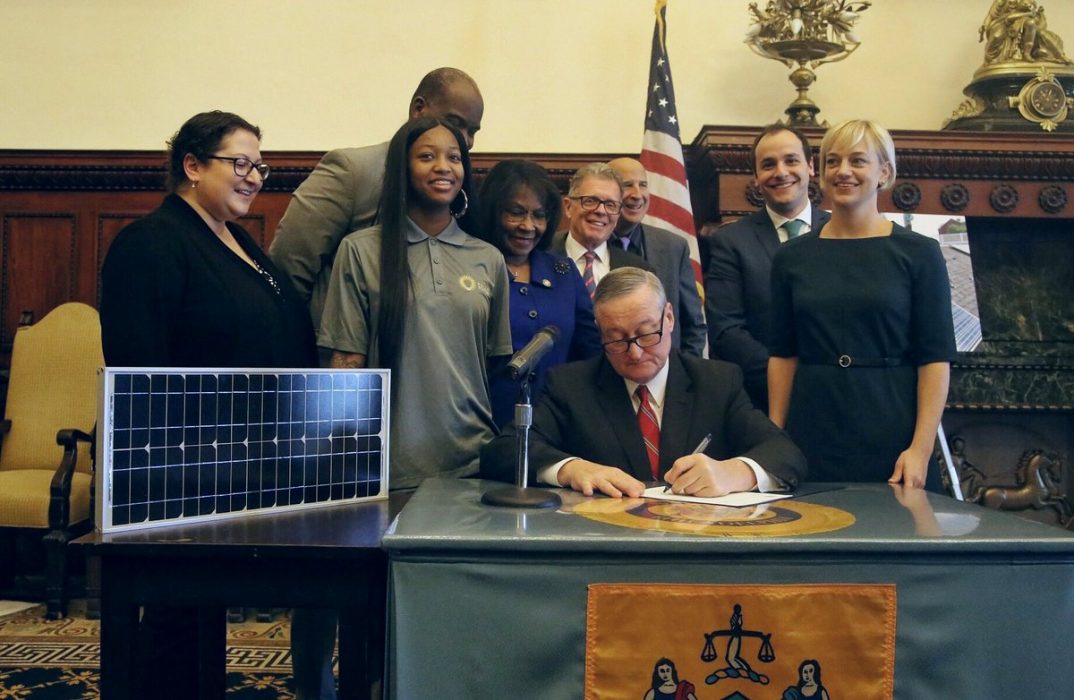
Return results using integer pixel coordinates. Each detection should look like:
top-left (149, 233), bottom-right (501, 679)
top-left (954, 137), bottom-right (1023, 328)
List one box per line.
top-left (965, 448), bottom-right (1073, 525)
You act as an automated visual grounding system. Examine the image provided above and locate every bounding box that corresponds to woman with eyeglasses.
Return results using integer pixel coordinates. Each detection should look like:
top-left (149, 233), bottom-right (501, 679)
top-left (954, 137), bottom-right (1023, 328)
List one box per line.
top-left (102, 110), bottom-right (314, 369)
top-left (475, 159), bottom-right (602, 429)
top-left (100, 112), bottom-right (316, 698)
top-left (320, 116), bottom-right (511, 489)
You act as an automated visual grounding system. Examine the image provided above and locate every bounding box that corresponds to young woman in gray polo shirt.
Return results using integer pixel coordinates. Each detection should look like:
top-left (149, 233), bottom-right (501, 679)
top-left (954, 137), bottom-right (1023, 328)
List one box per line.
top-left (320, 116), bottom-right (512, 490)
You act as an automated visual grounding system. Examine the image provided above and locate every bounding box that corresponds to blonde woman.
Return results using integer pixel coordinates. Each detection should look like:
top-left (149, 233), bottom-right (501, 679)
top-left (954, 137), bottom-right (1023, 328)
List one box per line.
top-left (767, 119), bottom-right (955, 490)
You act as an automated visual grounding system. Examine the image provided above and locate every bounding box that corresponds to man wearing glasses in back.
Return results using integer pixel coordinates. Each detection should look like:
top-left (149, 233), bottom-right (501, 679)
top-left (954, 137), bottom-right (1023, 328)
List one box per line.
top-left (551, 162), bottom-right (653, 296)
top-left (481, 268), bottom-right (805, 498)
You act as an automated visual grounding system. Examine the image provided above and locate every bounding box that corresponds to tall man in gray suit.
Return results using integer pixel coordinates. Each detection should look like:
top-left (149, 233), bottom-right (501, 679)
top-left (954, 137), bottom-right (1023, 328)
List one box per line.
top-left (704, 124), bottom-right (829, 412)
top-left (269, 67), bottom-right (483, 331)
top-left (551, 162), bottom-right (653, 289)
top-left (609, 157), bottom-right (706, 356)
top-left (271, 67), bottom-right (482, 700)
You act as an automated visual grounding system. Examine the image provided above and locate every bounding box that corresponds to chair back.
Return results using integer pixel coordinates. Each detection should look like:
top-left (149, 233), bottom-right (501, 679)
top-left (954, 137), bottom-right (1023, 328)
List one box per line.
top-left (0, 302), bottom-right (103, 473)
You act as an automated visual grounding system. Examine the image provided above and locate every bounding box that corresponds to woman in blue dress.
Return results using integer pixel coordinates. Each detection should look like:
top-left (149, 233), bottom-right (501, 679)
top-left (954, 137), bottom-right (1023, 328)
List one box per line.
top-left (476, 159), bottom-right (602, 429)
top-left (768, 119), bottom-right (955, 490)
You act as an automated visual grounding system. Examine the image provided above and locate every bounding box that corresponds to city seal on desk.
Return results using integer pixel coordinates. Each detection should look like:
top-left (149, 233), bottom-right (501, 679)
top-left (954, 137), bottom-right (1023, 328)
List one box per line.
top-left (570, 498), bottom-right (855, 537)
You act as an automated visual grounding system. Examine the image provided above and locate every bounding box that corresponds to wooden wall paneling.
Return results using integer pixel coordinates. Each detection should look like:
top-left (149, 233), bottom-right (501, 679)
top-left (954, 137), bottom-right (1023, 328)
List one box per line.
top-left (6, 140), bottom-right (1074, 330)
top-left (249, 192), bottom-right (295, 251)
top-left (0, 149), bottom-right (654, 368)
top-left (238, 214), bottom-right (267, 249)
top-left (96, 212), bottom-right (146, 307)
top-left (471, 153), bottom-right (624, 195)
top-left (1, 211), bottom-right (77, 348)
top-left (88, 191), bottom-right (164, 304)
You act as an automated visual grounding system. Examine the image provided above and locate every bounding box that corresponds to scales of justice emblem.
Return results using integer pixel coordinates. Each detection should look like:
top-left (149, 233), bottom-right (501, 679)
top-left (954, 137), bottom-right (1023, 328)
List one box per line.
top-left (700, 604), bottom-right (775, 687)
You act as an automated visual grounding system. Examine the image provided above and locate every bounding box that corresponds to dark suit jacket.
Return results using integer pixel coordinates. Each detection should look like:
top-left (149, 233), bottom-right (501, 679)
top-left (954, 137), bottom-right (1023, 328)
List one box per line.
top-left (550, 231), bottom-right (654, 275)
top-left (480, 352), bottom-right (806, 487)
top-left (704, 207), bottom-right (830, 410)
top-left (615, 224), bottom-right (706, 356)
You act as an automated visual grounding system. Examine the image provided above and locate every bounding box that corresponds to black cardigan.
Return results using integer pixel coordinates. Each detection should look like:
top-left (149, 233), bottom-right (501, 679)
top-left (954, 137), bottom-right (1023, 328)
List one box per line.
top-left (101, 194), bottom-right (316, 369)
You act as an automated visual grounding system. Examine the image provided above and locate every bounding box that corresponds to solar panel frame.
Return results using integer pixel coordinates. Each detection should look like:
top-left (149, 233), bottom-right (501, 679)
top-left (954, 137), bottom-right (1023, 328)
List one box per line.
top-left (96, 367), bottom-right (390, 533)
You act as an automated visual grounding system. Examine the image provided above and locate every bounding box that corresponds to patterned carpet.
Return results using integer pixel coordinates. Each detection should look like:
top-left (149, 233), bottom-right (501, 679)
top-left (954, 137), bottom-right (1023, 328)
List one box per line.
top-left (0, 601), bottom-right (306, 698)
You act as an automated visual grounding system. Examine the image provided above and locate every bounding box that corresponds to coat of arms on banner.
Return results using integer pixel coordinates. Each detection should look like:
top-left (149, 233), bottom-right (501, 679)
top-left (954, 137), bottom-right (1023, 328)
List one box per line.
top-left (586, 583), bottom-right (895, 699)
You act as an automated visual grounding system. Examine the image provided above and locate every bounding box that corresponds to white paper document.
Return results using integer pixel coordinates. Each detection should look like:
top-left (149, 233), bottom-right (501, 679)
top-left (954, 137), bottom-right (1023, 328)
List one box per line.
top-left (642, 486), bottom-right (793, 507)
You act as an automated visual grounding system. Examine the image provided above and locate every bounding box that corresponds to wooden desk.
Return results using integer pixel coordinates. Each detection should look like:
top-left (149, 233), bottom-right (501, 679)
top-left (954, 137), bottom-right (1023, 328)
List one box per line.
top-left (74, 492), bottom-right (408, 699)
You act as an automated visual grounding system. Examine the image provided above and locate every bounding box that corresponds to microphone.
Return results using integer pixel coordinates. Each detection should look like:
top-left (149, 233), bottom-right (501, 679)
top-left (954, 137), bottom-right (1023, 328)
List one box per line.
top-left (507, 326), bottom-right (560, 380)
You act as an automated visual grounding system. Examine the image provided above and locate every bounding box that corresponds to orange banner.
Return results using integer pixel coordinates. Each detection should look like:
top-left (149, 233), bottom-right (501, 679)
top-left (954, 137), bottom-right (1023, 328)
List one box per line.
top-left (586, 583), bottom-right (895, 699)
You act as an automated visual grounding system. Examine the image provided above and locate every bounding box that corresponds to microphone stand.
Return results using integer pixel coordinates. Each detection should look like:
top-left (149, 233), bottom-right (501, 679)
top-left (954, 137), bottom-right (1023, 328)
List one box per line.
top-left (481, 369), bottom-right (562, 509)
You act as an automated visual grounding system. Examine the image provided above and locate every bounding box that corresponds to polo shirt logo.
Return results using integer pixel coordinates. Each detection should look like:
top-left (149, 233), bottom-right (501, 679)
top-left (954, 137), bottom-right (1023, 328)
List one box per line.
top-left (458, 275), bottom-right (491, 294)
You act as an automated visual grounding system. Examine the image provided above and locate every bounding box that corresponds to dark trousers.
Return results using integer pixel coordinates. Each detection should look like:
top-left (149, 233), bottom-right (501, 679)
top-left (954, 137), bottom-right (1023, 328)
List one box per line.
top-left (291, 607), bottom-right (338, 700)
top-left (136, 606), bottom-right (203, 699)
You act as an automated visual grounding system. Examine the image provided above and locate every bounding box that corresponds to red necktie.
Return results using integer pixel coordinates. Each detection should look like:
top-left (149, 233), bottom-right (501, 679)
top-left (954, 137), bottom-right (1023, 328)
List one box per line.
top-left (635, 385), bottom-right (660, 479)
top-left (582, 251), bottom-right (597, 300)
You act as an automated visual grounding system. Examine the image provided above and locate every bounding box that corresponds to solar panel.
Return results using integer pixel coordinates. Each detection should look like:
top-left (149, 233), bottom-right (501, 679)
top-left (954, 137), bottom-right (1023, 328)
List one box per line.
top-left (96, 368), bottom-right (390, 533)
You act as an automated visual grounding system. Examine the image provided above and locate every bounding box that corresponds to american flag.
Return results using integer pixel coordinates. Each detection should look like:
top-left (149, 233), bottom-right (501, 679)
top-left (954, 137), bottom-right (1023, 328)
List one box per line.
top-left (639, 0), bottom-right (702, 289)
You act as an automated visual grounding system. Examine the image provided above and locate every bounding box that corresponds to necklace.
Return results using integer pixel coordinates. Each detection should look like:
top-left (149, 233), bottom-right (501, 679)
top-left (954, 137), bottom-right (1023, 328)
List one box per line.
top-left (506, 260), bottom-right (530, 283)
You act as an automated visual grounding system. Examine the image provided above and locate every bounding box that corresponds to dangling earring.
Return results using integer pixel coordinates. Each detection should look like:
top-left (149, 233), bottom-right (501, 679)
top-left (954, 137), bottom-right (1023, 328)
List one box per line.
top-left (451, 189), bottom-right (469, 219)
top-left (191, 181), bottom-right (198, 189)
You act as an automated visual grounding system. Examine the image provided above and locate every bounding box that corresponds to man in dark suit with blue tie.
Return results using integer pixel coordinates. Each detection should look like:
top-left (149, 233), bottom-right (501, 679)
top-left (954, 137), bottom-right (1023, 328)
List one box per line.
top-left (705, 124), bottom-right (830, 412)
top-left (481, 268), bottom-right (805, 498)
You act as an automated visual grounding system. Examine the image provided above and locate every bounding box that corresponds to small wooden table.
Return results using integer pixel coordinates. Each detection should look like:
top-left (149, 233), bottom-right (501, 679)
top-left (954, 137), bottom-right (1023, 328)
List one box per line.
top-left (74, 492), bottom-right (408, 699)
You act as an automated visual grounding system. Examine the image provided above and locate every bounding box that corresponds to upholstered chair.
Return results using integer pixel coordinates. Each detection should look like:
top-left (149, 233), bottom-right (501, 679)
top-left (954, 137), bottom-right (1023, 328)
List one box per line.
top-left (0, 302), bottom-right (102, 619)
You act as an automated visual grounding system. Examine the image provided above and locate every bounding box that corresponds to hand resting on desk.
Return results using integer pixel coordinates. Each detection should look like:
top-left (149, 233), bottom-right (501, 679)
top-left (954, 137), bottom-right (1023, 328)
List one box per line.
top-left (558, 459), bottom-right (647, 498)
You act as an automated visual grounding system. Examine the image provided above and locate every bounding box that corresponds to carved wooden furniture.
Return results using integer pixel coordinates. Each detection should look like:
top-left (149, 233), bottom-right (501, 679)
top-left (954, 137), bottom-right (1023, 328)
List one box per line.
top-left (0, 302), bottom-right (102, 618)
top-left (686, 125), bottom-right (1074, 225)
top-left (687, 125), bottom-right (1074, 526)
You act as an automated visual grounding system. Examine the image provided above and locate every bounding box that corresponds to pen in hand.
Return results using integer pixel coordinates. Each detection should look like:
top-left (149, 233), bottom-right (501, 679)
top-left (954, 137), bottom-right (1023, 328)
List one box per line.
top-left (664, 433), bottom-right (713, 493)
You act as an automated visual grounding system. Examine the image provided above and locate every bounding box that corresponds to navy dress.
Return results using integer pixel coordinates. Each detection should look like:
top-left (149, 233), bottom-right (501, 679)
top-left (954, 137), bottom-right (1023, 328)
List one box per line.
top-left (490, 248), bottom-right (602, 429)
top-left (769, 224), bottom-right (955, 487)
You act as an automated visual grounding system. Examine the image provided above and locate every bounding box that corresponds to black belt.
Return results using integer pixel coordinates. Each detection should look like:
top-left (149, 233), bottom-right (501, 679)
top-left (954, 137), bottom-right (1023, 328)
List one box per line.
top-left (799, 354), bottom-right (909, 368)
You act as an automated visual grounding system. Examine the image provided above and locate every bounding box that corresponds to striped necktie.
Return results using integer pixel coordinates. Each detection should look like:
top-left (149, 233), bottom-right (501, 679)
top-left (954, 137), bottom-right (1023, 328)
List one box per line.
top-left (635, 385), bottom-right (660, 479)
top-left (582, 251), bottom-right (597, 300)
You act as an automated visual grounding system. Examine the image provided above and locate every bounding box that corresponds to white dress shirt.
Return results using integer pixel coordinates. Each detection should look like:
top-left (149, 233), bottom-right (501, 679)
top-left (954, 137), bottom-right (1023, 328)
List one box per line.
top-left (563, 233), bottom-right (611, 285)
top-left (537, 360), bottom-right (778, 491)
